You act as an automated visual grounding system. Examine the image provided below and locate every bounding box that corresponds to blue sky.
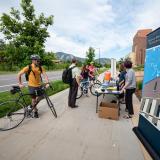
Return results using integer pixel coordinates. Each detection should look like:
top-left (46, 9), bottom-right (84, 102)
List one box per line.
top-left (0, 0), bottom-right (160, 60)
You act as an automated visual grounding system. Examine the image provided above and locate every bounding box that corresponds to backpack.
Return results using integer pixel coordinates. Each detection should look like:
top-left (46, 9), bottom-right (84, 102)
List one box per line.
top-left (25, 64), bottom-right (42, 81)
top-left (62, 66), bottom-right (76, 84)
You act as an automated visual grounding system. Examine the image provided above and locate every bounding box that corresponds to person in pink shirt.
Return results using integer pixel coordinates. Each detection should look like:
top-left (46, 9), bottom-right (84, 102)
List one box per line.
top-left (88, 62), bottom-right (96, 80)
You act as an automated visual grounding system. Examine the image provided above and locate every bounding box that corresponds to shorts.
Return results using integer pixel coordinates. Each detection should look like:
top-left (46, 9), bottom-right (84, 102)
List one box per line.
top-left (28, 86), bottom-right (44, 97)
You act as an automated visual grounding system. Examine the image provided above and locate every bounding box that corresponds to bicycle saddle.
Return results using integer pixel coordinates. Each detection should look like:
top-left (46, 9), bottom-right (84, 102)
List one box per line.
top-left (10, 86), bottom-right (21, 94)
top-left (13, 86), bottom-right (20, 90)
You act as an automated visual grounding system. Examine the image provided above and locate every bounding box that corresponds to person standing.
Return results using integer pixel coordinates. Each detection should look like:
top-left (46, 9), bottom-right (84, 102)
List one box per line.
top-left (18, 54), bottom-right (49, 118)
top-left (117, 63), bottom-right (127, 103)
top-left (68, 58), bottom-right (80, 108)
top-left (120, 60), bottom-right (136, 118)
top-left (88, 62), bottom-right (96, 80)
top-left (118, 63), bottom-right (127, 90)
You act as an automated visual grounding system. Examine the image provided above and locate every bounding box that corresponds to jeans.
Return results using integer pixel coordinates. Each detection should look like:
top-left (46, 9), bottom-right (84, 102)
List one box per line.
top-left (81, 79), bottom-right (89, 93)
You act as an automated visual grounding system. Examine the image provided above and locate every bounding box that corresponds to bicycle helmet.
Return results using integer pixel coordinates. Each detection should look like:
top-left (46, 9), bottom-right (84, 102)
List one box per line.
top-left (30, 54), bottom-right (40, 60)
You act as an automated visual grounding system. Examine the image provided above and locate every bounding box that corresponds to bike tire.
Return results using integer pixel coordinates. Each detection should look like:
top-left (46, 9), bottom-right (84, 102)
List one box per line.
top-left (76, 87), bottom-right (83, 99)
top-left (0, 100), bottom-right (25, 131)
top-left (95, 79), bottom-right (101, 84)
top-left (46, 97), bottom-right (57, 118)
top-left (90, 82), bottom-right (101, 96)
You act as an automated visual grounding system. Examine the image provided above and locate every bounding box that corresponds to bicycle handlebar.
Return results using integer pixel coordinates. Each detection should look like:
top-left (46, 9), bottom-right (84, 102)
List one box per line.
top-left (41, 82), bottom-right (53, 90)
top-left (10, 83), bottom-right (53, 95)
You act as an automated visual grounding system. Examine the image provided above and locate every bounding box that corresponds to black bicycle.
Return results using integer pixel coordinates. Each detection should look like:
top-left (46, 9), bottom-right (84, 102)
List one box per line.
top-left (0, 84), bottom-right (57, 131)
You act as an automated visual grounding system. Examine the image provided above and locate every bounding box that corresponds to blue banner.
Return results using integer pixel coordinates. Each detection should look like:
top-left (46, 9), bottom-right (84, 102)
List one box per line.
top-left (143, 46), bottom-right (160, 85)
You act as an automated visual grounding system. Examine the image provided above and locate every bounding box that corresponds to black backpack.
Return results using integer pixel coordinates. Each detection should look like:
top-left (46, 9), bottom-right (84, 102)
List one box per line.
top-left (25, 64), bottom-right (42, 81)
top-left (62, 66), bottom-right (76, 84)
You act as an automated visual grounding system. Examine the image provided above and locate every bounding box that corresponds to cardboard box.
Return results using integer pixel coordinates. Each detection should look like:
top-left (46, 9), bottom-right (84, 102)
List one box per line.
top-left (98, 101), bottom-right (119, 120)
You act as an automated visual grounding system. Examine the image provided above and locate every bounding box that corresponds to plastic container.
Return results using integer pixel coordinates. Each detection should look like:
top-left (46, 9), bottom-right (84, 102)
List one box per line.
top-left (104, 71), bottom-right (111, 81)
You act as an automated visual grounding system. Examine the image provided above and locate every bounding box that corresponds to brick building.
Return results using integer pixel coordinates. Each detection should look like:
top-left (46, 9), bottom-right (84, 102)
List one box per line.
top-left (127, 52), bottom-right (136, 66)
top-left (132, 29), bottom-right (152, 65)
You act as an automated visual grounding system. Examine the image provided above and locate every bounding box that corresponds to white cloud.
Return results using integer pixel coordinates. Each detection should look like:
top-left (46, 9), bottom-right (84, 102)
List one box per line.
top-left (134, 0), bottom-right (160, 30)
top-left (42, 0), bottom-right (117, 58)
top-left (1, 0), bottom-right (160, 60)
top-left (45, 31), bottom-right (88, 58)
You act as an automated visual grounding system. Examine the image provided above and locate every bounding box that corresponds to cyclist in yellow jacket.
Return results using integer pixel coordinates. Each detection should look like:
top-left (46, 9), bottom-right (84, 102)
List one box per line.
top-left (18, 54), bottom-right (49, 118)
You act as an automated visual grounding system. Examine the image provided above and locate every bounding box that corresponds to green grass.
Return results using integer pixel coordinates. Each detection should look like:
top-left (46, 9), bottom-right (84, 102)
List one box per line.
top-left (0, 80), bottom-right (69, 118)
top-left (46, 81), bottom-right (69, 96)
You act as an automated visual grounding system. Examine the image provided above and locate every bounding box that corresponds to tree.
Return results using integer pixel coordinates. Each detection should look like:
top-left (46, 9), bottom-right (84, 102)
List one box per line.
top-left (0, 39), bottom-right (5, 50)
top-left (0, 39), bottom-right (6, 63)
top-left (94, 61), bottom-right (101, 68)
top-left (118, 58), bottom-right (125, 65)
top-left (85, 47), bottom-right (95, 64)
top-left (125, 57), bottom-right (131, 62)
top-left (0, 0), bottom-right (54, 67)
top-left (42, 51), bottom-right (56, 70)
top-left (77, 60), bottom-right (82, 67)
top-left (104, 63), bottom-right (111, 69)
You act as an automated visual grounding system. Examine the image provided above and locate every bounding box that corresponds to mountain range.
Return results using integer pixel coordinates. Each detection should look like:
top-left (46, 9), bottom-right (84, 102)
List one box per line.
top-left (55, 52), bottom-right (111, 65)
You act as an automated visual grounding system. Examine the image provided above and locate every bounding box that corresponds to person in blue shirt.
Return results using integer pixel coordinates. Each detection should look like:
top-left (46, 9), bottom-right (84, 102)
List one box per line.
top-left (118, 63), bottom-right (127, 90)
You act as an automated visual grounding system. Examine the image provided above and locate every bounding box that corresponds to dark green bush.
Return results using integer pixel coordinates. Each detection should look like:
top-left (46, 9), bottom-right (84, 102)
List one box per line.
top-left (136, 80), bottom-right (143, 90)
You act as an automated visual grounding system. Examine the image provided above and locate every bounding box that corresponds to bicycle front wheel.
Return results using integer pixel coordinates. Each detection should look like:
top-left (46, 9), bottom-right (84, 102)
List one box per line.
top-left (0, 100), bottom-right (25, 131)
top-left (90, 82), bottom-right (101, 96)
top-left (45, 97), bottom-right (57, 118)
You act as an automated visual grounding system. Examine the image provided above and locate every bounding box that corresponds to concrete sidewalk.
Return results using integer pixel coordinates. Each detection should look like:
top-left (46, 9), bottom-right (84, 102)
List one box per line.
top-left (0, 88), bottom-right (144, 160)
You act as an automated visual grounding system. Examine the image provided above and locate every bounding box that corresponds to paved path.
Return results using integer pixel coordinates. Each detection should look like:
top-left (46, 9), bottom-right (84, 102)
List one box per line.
top-left (0, 88), bottom-right (144, 160)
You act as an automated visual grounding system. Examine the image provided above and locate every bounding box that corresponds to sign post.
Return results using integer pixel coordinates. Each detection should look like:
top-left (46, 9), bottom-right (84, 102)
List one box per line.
top-left (111, 58), bottom-right (116, 79)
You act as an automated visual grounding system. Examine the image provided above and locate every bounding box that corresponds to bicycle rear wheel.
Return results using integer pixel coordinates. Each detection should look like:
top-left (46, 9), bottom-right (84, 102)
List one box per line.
top-left (0, 100), bottom-right (25, 131)
top-left (76, 87), bottom-right (83, 99)
top-left (45, 97), bottom-right (57, 118)
top-left (90, 82), bottom-right (101, 96)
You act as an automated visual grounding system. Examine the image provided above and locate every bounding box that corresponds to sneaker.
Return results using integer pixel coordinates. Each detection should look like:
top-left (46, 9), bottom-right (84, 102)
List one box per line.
top-left (34, 111), bottom-right (39, 118)
top-left (26, 105), bottom-right (33, 117)
top-left (27, 105), bottom-right (33, 112)
top-left (123, 114), bottom-right (132, 119)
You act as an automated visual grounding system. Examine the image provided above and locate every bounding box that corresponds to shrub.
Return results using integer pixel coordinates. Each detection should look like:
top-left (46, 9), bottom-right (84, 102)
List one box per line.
top-left (136, 80), bottom-right (143, 90)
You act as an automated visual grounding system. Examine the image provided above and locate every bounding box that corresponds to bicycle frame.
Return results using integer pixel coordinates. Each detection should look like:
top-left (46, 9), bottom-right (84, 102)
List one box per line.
top-left (11, 86), bottom-right (48, 110)
top-left (13, 91), bottom-right (31, 108)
